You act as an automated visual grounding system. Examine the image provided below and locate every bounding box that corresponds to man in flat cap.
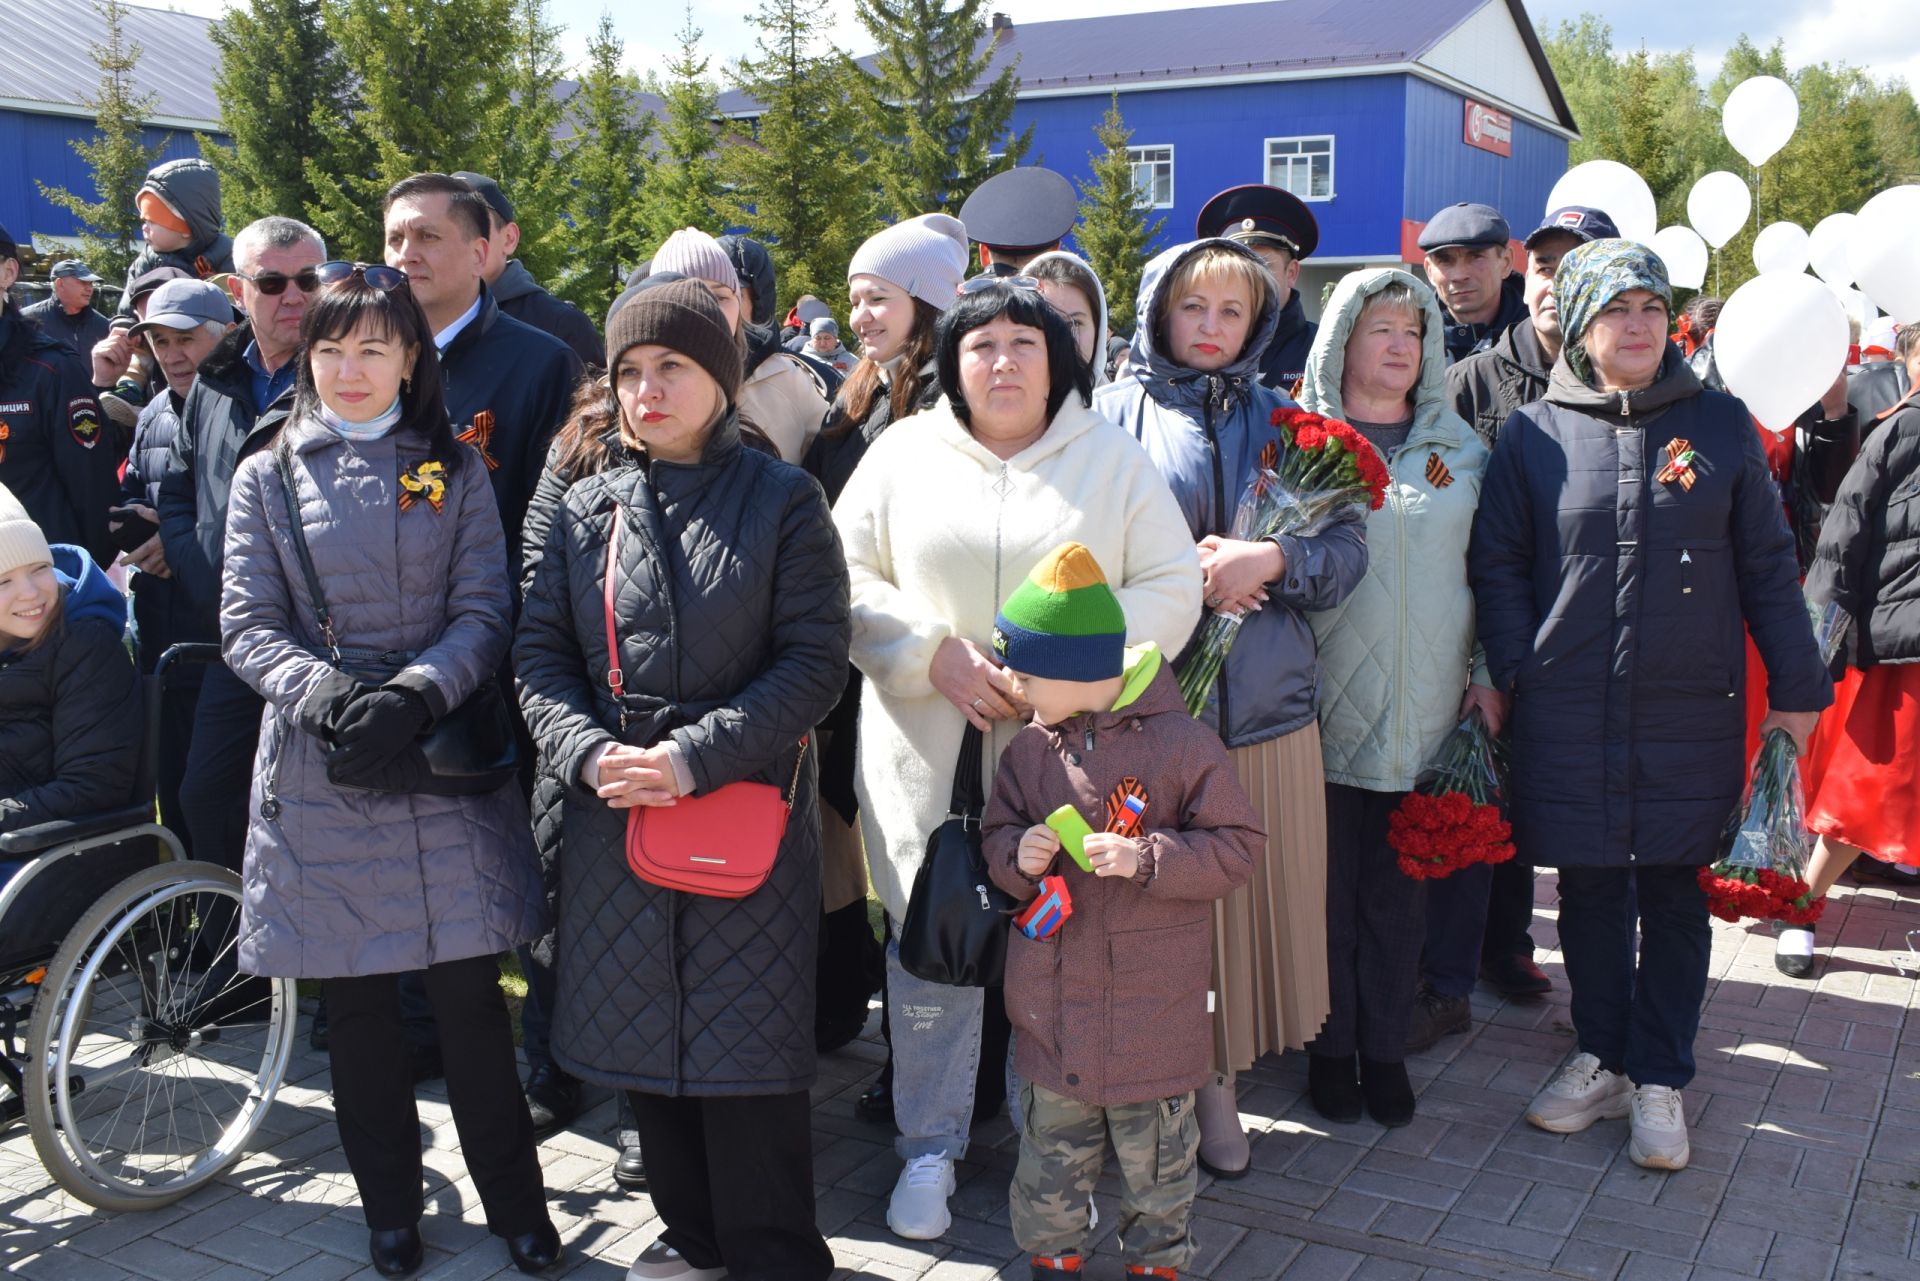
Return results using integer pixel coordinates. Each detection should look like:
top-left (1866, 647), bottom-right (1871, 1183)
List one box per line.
top-left (1418, 202), bottom-right (1527, 364)
top-left (23, 260), bottom-right (111, 362)
top-left (959, 166), bottom-right (1079, 276)
top-left (1197, 184), bottom-right (1322, 391)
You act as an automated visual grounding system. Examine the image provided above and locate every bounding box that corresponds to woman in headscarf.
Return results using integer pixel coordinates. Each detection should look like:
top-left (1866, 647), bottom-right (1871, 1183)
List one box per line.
top-left (1471, 240), bottom-right (1828, 1174)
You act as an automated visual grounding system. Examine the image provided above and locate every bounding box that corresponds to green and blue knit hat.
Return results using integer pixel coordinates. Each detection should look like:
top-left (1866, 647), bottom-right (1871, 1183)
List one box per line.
top-left (992, 542), bottom-right (1127, 681)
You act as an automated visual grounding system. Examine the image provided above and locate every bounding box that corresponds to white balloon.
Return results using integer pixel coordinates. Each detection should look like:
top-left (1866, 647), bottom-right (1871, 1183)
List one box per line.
top-left (1828, 283), bottom-right (1876, 331)
top-left (1687, 172), bottom-right (1751, 249)
top-left (1546, 160), bottom-right (1657, 246)
top-left (1751, 221), bottom-right (1809, 275)
top-left (1847, 185), bottom-right (1920, 323)
top-left (1722, 75), bottom-right (1800, 167)
top-left (1714, 273), bottom-right (1849, 430)
top-left (1808, 213), bottom-right (1857, 287)
top-left (1651, 226), bottom-right (1709, 290)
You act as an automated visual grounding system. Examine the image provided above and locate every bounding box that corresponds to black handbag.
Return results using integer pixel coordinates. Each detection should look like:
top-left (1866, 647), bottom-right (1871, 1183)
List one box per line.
top-left (272, 447), bottom-right (519, 797)
top-left (898, 725), bottom-right (1017, 987)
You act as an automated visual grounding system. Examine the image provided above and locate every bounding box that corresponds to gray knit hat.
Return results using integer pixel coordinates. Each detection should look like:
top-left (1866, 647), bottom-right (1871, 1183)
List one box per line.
top-left (848, 213), bottom-right (969, 311)
top-left (650, 228), bottom-right (742, 293)
top-left (605, 279), bottom-right (743, 403)
top-left (0, 483), bottom-right (52, 578)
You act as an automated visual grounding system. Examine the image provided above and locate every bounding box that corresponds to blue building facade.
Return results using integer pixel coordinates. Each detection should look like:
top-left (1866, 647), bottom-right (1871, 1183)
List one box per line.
top-left (0, 115), bottom-right (216, 250)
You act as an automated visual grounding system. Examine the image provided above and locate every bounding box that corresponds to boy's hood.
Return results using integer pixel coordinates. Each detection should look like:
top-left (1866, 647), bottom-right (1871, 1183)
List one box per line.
top-left (140, 158), bottom-right (224, 247)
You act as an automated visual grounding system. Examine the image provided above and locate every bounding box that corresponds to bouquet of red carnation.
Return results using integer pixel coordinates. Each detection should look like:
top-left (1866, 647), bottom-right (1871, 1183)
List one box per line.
top-left (1698, 729), bottom-right (1824, 925)
top-left (1178, 407), bottom-right (1390, 717)
top-left (1387, 708), bottom-right (1516, 880)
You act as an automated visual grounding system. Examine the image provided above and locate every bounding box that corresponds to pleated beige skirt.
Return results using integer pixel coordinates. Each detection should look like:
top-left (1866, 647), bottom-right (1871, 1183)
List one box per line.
top-left (1212, 722), bottom-right (1330, 1070)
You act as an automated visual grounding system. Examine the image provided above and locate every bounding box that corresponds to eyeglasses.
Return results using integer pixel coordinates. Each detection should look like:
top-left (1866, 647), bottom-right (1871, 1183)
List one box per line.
top-left (235, 266), bottom-right (322, 296)
top-left (957, 273), bottom-right (1041, 295)
top-left (315, 261), bottom-right (408, 293)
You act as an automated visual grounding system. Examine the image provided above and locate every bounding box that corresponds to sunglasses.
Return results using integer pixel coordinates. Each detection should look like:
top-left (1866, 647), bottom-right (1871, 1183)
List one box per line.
top-left (958, 273), bottom-right (1041, 295)
top-left (316, 261), bottom-right (408, 292)
top-left (235, 266), bottom-right (322, 296)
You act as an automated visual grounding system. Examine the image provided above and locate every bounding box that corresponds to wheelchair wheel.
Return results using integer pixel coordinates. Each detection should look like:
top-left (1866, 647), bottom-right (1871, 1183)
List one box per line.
top-left (23, 861), bottom-right (297, 1211)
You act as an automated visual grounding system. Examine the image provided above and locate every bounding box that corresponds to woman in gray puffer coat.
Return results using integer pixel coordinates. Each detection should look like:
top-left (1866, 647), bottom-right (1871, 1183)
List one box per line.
top-left (221, 268), bottom-right (556, 1276)
top-left (515, 281), bottom-right (849, 1279)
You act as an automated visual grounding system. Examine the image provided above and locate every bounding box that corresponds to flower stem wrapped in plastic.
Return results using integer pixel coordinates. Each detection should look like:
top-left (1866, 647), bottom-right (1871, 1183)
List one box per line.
top-left (1177, 408), bottom-right (1390, 718)
top-left (1387, 707), bottom-right (1516, 880)
top-left (1698, 729), bottom-right (1823, 925)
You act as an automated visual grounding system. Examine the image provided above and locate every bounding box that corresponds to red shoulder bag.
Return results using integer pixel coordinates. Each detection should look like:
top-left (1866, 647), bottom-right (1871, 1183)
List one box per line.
top-left (603, 505), bottom-right (804, 898)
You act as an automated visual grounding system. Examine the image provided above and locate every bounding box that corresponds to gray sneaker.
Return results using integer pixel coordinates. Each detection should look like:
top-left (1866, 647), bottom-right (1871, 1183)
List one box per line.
top-left (1628, 1083), bottom-right (1690, 1170)
top-left (1525, 1052), bottom-right (1631, 1133)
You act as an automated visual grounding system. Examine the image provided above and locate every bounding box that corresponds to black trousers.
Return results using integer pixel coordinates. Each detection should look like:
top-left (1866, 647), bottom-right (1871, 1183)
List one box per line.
top-left (1422, 856), bottom-right (1540, 998)
top-left (326, 954), bottom-right (546, 1234)
top-left (178, 661), bottom-right (262, 873)
top-left (626, 1089), bottom-right (833, 1280)
top-left (1308, 782), bottom-right (1427, 1062)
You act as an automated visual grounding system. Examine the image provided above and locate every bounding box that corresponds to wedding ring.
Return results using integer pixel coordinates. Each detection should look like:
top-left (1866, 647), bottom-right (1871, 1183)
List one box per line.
top-left (971, 696), bottom-right (985, 709)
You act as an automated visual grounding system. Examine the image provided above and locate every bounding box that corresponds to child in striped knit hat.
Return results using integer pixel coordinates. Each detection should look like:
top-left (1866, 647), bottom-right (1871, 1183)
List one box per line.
top-left (983, 542), bottom-right (1263, 1280)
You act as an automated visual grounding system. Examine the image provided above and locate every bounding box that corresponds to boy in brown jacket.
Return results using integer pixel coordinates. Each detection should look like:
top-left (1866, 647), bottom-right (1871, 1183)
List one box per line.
top-left (984, 543), bottom-right (1263, 1279)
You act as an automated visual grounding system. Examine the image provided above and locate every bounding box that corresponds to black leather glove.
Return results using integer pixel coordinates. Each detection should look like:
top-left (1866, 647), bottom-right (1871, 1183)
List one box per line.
top-left (328, 741), bottom-right (432, 792)
top-left (297, 670), bottom-right (369, 741)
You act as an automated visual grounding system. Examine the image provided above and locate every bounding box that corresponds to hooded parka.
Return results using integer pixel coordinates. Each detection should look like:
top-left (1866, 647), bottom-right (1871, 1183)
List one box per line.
top-left (220, 415), bottom-right (545, 978)
top-left (115, 159), bottom-right (234, 317)
top-left (513, 412), bottom-right (851, 1096)
top-left (1297, 269), bottom-right (1490, 793)
top-left (1471, 349), bottom-right (1831, 868)
top-left (1093, 238), bottom-right (1368, 749)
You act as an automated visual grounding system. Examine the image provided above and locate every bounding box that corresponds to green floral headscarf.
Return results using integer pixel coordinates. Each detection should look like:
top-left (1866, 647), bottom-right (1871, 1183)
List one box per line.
top-left (1554, 238), bottom-right (1673, 381)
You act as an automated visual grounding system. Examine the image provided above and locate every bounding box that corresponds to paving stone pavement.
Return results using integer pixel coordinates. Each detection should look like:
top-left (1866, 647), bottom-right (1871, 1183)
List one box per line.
top-left (5, 872), bottom-right (1920, 1281)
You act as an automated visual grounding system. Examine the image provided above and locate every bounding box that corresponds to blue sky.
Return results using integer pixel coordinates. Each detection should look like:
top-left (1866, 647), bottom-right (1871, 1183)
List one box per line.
top-left (156, 0), bottom-right (1920, 92)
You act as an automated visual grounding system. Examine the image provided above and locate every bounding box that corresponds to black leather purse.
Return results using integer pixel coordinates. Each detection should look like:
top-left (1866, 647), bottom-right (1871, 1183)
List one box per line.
top-left (273, 447), bottom-right (519, 797)
top-left (899, 725), bottom-right (1017, 987)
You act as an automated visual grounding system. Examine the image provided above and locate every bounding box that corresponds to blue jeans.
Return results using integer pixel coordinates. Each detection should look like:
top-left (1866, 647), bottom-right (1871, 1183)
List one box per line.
top-left (885, 930), bottom-right (983, 1160)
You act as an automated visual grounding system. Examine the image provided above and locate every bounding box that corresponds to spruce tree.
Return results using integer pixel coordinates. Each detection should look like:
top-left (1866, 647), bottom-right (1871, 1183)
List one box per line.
top-left (478, 0), bottom-right (570, 283)
top-left (1075, 95), bottom-right (1161, 335)
top-left (853, 0), bottom-right (1031, 222)
top-left (638, 7), bottom-right (725, 239)
top-left (721, 0), bottom-right (878, 309)
top-left (38, 0), bottom-right (165, 285)
top-left (205, 0), bottom-right (349, 228)
top-left (553, 13), bottom-right (652, 319)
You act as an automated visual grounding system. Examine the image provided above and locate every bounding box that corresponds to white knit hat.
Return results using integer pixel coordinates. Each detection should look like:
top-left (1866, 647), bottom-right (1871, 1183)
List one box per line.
top-left (650, 228), bottom-right (741, 292)
top-left (0, 483), bottom-right (51, 578)
top-left (848, 213), bottom-right (970, 311)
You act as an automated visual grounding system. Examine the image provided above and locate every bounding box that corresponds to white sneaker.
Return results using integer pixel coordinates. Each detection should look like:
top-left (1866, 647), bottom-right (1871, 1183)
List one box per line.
top-left (1628, 1083), bottom-right (1691, 1170)
top-left (886, 1153), bottom-right (955, 1240)
top-left (627, 1237), bottom-right (727, 1280)
top-left (1525, 1052), bottom-right (1632, 1133)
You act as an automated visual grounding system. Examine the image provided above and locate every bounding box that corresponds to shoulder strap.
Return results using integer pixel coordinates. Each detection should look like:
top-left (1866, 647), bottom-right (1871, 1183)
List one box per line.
top-left (949, 723), bottom-right (985, 819)
top-left (603, 503), bottom-right (625, 702)
top-left (273, 446), bottom-right (338, 659)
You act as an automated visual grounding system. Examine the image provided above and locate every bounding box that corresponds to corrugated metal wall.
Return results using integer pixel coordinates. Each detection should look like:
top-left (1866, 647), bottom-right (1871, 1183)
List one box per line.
top-left (1399, 76), bottom-right (1566, 232)
top-left (0, 111), bottom-right (217, 249)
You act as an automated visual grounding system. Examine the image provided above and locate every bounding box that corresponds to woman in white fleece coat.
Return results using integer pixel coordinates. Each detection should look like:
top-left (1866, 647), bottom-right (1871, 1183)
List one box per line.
top-left (833, 279), bottom-right (1202, 1241)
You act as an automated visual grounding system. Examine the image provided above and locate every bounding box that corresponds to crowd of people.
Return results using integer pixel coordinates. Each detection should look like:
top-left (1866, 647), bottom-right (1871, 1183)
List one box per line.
top-left (1, 148), bottom-right (1916, 1281)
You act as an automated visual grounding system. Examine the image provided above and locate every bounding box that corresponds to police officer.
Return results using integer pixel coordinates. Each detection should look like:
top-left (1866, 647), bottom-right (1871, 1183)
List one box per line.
top-left (959, 166), bottom-right (1079, 276)
top-left (1196, 184), bottom-right (1323, 392)
top-left (0, 228), bottom-right (116, 566)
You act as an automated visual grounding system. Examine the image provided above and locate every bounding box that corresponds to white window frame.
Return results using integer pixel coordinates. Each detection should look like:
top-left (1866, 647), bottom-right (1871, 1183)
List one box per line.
top-left (1127, 144), bottom-right (1175, 210)
top-left (1264, 135), bottom-right (1336, 202)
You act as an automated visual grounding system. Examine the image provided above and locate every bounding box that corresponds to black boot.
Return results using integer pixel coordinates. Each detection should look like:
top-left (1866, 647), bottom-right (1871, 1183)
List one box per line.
top-left (1307, 1053), bottom-right (1362, 1124)
top-left (369, 1226), bottom-right (423, 1277)
top-left (1360, 1057), bottom-right (1416, 1128)
top-left (505, 1219), bottom-right (564, 1273)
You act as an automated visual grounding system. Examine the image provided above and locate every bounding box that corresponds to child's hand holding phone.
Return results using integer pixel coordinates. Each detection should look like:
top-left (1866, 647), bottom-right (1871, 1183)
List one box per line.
top-left (1017, 824), bottom-right (1061, 877)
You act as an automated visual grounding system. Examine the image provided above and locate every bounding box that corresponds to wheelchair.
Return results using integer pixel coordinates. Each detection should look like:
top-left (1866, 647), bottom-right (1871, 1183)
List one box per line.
top-left (0, 643), bottom-right (297, 1211)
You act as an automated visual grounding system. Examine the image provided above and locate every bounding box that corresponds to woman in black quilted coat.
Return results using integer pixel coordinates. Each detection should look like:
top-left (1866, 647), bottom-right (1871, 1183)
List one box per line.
top-left (515, 281), bottom-right (849, 1280)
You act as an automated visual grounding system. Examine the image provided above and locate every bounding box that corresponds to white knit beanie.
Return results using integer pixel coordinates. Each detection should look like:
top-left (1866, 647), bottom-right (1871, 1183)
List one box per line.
top-left (0, 483), bottom-right (51, 578)
top-left (650, 228), bottom-right (741, 292)
top-left (848, 213), bottom-right (970, 311)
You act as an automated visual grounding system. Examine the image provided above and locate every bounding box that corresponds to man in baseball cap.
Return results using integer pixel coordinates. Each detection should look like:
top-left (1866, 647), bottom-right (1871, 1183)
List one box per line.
top-left (23, 259), bottom-right (111, 362)
top-left (1417, 202), bottom-right (1527, 363)
top-left (130, 278), bottom-right (235, 397)
top-left (959, 166), bottom-right (1079, 276)
top-left (453, 170), bottom-right (604, 369)
top-left (1197, 184), bottom-right (1322, 390)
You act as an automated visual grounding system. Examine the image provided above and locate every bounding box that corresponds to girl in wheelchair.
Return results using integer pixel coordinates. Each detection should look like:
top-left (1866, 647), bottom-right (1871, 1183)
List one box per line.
top-left (0, 484), bottom-right (138, 839)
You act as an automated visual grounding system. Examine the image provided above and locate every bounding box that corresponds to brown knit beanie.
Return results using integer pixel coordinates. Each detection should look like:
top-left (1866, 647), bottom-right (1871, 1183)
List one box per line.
top-left (604, 279), bottom-right (743, 404)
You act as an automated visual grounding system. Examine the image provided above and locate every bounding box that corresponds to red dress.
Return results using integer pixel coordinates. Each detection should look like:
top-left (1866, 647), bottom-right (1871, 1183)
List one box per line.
top-left (1803, 663), bottom-right (1920, 864)
top-left (1741, 424), bottom-right (1800, 763)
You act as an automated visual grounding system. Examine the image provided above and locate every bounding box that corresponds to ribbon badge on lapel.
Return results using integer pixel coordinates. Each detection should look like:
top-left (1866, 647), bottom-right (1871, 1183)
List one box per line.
top-left (1424, 452), bottom-right (1454, 489)
top-left (458, 409), bottom-right (500, 471)
top-left (398, 460), bottom-right (448, 513)
top-left (1655, 438), bottom-right (1699, 492)
top-left (1104, 778), bottom-right (1149, 837)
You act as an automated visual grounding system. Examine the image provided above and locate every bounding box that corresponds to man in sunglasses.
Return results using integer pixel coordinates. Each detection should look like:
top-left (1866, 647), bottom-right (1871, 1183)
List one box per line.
top-left (159, 215), bottom-right (326, 880)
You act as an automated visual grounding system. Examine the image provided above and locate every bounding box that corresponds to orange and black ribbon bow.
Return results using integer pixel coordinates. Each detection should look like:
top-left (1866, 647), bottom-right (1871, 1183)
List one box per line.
top-left (1424, 452), bottom-right (1454, 489)
top-left (1104, 778), bottom-right (1149, 837)
top-left (1654, 438), bottom-right (1698, 491)
top-left (458, 409), bottom-right (501, 471)
top-left (398, 460), bottom-right (448, 513)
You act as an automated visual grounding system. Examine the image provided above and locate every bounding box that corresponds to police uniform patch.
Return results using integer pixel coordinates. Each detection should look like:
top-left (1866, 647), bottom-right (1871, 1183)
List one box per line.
top-left (68, 398), bottom-right (101, 450)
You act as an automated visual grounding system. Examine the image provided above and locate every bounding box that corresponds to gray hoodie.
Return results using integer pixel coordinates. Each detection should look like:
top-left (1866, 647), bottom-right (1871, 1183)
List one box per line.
top-left (115, 159), bottom-right (234, 318)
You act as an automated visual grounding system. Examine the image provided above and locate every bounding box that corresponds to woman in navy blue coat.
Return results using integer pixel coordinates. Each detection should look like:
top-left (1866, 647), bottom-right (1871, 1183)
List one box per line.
top-left (1469, 240), bottom-right (1828, 1173)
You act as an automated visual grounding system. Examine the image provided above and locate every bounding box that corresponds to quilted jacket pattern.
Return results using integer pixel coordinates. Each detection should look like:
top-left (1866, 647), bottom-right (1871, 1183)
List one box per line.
top-left (514, 412), bottom-right (850, 1096)
top-left (221, 414), bottom-right (545, 978)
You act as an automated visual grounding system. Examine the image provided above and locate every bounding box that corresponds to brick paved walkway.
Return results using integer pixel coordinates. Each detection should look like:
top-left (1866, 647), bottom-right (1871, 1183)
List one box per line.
top-left (4, 872), bottom-right (1918, 1281)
